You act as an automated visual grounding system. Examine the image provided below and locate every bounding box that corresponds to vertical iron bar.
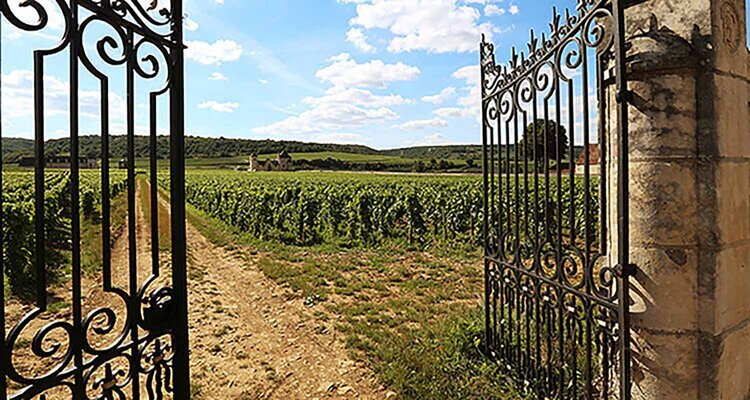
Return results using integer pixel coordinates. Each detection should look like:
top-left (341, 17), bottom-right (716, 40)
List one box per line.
top-left (597, 54), bottom-right (608, 256)
top-left (101, 79), bottom-right (112, 290)
top-left (544, 98), bottom-right (550, 245)
top-left (532, 90), bottom-right (542, 398)
top-left (496, 106), bottom-right (504, 361)
top-left (481, 49), bottom-right (491, 354)
top-left (554, 77), bottom-right (565, 399)
top-left (69, 2), bottom-right (84, 395)
top-left (581, 30), bottom-right (594, 400)
top-left (126, 29), bottom-right (140, 399)
top-left (150, 94), bottom-right (159, 275)
top-left (171, 1), bottom-right (192, 395)
top-left (0, 17), bottom-right (6, 400)
top-left (612, 0), bottom-right (631, 399)
top-left (567, 80), bottom-right (575, 244)
top-left (33, 51), bottom-right (46, 310)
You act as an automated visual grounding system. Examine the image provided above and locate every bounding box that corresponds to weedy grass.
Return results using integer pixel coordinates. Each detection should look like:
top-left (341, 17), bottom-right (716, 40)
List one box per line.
top-left (184, 202), bottom-right (520, 399)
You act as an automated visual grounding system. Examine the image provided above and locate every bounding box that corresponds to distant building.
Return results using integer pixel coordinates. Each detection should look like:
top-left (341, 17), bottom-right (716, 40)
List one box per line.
top-left (575, 144), bottom-right (601, 176)
top-left (249, 151), bottom-right (293, 172)
top-left (19, 155), bottom-right (99, 169)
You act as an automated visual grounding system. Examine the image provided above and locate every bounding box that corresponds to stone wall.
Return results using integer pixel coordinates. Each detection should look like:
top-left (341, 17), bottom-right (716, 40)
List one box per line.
top-left (607, 0), bottom-right (750, 398)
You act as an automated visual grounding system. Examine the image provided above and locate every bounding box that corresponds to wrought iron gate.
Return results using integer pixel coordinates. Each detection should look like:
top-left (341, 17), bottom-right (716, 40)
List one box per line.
top-left (0, 0), bottom-right (189, 398)
top-left (480, 0), bottom-right (632, 398)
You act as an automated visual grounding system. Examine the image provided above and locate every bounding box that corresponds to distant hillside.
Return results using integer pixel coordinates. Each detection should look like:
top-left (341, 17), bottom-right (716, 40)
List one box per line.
top-left (1, 136), bottom-right (380, 162)
top-left (3, 137), bottom-right (587, 166)
top-left (381, 145), bottom-right (484, 160)
top-left (382, 144), bottom-right (587, 161)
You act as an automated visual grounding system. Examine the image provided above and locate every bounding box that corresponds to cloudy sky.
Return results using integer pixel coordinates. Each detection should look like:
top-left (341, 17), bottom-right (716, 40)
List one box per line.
top-left (0, 0), bottom-right (643, 149)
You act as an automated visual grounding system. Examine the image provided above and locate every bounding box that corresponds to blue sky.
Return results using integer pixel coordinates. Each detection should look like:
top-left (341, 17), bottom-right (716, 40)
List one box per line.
top-left (181, 0), bottom-right (575, 149)
top-left (5, 0), bottom-right (743, 150)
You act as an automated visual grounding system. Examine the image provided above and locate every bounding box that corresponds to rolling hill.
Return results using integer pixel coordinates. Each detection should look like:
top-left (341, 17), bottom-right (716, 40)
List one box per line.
top-left (1, 136), bottom-right (380, 163)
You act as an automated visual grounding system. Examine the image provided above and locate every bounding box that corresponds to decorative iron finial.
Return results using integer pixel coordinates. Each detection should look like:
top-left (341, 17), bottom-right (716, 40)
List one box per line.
top-left (576, 0), bottom-right (586, 13)
top-left (550, 7), bottom-right (561, 34)
top-left (528, 30), bottom-right (538, 53)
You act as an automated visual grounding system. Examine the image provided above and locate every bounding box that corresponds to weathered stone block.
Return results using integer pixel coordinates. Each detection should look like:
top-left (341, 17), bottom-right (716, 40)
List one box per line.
top-left (625, 0), bottom-right (711, 40)
top-left (715, 161), bottom-right (750, 245)
top-left (631, 330), bottom-right (699, 400)
top-left (714, 243), bottom-right (750, 334)
top-left (714, 74), bottom-right (750, 158)
top-left (630, 161), bottom-right (698, 246)
top-left (630, 246), bottom-right (699, 332)
top-left (717, 322), bottom-right (750, 399)
top-left (628, 76), bottom-right (698, 158)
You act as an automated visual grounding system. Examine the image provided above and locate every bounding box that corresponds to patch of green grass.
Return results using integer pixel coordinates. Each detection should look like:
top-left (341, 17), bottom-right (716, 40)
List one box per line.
top-left (138, 176), bottom-right (171, 252)
top-left (80, 181), bottom-right (129, 276)
top-left (372, 308), bottom-right (520, 400)
top-left (183, 201), bottom-right (519, 399)
top-left (47, 300), bottom-right (70, 314)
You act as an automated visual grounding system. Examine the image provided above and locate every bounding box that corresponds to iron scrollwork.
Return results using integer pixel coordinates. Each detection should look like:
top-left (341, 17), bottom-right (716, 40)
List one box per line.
top-left (481, 0), bottom-right (631, 398)
top-left (0, 0), bottom-right (186, 398)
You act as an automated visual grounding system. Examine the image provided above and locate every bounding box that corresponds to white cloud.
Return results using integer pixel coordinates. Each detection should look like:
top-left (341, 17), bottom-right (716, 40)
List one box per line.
top-left (453, 65), bottom-right (479, 86)
top-left (185, 39), bottom-right (243, 65)
top-left (253, 55), bottom-right (417, 136)
top-left (208, 72), bottom-right (229, 81)
top-left (315, 53), bottom-right (420, 89)
top-left (259, 79), bottom-right (269, 84)
top-left (184, 17), bottom-right (200, 31)
top-left (508, 5), bottom-right (520, 15)
top-left (348, 0), bottom-right (495, 53)
top-left (253, 103), bottom-right (398, 135)
top-left (346, 28), bottom-right (378, 53)
top-left (421, 87), bottom-right (456, 104)
top-left (198, 101), bottom-right (239, 113)
top-left (395, 118), bottom-right (448, 130)
top-left (304, 87), bottom-right (411, 108)
top-left (434, 107), bottom-right (473, 118)
top-left (429, 65), bottom-right (480, 120)
top-left (2, 69), bottom-right (126, 122)
top-left (484, 4), bottom-right (506, 16)
top-left (12, 0), bottom-right (65, 30)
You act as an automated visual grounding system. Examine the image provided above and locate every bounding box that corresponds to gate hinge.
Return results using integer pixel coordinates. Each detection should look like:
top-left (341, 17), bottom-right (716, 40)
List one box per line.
top-left (615, 89), bottom-right (633, 104)
top-left (616, 263), bottom-right (638, 278)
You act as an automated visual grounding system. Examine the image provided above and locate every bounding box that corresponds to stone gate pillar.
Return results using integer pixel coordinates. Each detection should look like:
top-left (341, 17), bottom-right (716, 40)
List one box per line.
top-left (613, 0), bottom-right (750, 399)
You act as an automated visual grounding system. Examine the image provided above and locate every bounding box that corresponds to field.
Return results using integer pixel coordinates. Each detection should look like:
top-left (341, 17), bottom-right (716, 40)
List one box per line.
top-left (124, 151), bottom-right (478, 172)
top-left (2, 170), bottom-right (128, 299)
top-left (2, 167), bottom-right (596, 399)
top-left (177, 170), bottom-right (517, 399)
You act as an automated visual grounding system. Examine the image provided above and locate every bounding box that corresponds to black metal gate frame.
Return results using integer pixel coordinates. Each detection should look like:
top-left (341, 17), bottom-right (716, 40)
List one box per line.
top-left (0, 0), bottom-right (189, 398)
top-left (480, 0), bottom-right (632, 398)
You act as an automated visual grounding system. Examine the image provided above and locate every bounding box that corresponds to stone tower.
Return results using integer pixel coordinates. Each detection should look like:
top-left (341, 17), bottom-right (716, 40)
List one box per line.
top-left (249, 153), bottom-right (260, 172)
top-left (277, 150), bottom-right (292, 171)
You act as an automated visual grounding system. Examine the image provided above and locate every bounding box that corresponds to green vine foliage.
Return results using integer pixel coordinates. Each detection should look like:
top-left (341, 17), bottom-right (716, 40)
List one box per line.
top-left (169, 171), bottom-right (598, 249)
top-left (3, 171), bottom-right (127, 300)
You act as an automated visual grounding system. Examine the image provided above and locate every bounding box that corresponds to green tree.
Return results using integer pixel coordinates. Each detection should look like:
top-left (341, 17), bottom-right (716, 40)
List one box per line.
top-left (519, 119), bottom-right (568, 168)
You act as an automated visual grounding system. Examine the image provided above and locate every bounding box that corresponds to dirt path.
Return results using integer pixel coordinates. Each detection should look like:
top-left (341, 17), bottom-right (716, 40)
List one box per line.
top-left (5, 181), bottom-right (384, 399)
top-left (151, 186), bottom-right (384, 399)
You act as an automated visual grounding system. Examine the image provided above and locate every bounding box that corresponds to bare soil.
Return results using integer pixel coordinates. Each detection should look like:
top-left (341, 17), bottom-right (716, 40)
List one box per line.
top-left (182, 207), bottom-right (383, 399)
top-left (157, 182), bottom-right (385, 399)
top-left (6, 181), bottom-right (385, 399)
